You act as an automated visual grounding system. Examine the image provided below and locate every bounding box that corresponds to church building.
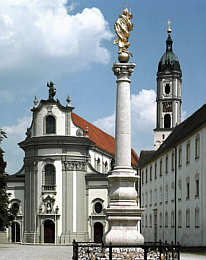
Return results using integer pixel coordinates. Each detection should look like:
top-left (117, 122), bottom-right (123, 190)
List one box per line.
top-left (6, 82), bottom-right (138, 244)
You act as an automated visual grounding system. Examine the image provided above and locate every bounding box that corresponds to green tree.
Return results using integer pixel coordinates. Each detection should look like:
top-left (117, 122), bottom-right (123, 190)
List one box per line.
top-left (0, 129), bottom-right (9, 231)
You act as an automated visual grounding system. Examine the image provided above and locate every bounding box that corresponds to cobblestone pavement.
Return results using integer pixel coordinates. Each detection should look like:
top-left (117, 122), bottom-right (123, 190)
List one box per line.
top-left (0, 244), bottom-right (206, 260)
top-left (0, 244), bottom-right (73, 260)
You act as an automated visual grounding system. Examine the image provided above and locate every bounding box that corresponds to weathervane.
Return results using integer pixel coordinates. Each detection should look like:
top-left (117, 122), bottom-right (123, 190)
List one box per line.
top-left (114, 8), bottom-right (133, 63)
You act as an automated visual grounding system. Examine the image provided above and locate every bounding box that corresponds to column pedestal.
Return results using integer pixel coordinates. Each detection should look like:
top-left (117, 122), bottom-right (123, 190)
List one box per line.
top-left (104, 63), bottom-right (144, 245)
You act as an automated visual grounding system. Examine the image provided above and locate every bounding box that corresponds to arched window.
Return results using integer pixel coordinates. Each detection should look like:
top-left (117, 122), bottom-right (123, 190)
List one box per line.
top-left (104, 161), bottom-right (108, 173)
top-left (96, 158), bottom-right (101, 172)
top-left (94, 202), bottom-right (103, 214)
top-left (46, 115), bottom-right (56, 134)
top-left (164, 114), bottom-right (171, 128)
top-left (43, 164), bottom-right (56, 191)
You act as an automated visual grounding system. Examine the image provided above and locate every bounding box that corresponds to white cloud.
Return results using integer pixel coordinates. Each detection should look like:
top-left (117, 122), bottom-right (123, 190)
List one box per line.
top-left (0, 1), bottom-right (112, 70)
top-left (93, 89), bottom-right (156, 153)
top-left (94, 89), bottom-right (156, 134)
top-left (131, 89), bottom-right (156, 131)
top-left (2, 116), bottom-right (31, 173)
top-left (93, 113), bottom-right (115, 136)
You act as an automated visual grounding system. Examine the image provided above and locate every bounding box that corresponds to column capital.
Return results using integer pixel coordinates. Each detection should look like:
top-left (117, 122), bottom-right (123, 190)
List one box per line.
top-left (112, 63), bottom-right (136, 78)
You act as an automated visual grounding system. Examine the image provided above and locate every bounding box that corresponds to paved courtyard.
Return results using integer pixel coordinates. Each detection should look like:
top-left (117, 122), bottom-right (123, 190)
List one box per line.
top-left (0, 244), bottom-right (206, 259)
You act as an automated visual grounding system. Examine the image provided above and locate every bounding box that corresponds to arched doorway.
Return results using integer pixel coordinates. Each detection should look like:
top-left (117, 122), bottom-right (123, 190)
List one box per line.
top-left (11, 222), bottom-right (20, 242)
top-left (44, 220), bottom-right (55, 243)
top-left (94, 222), bottom-right (103, 243)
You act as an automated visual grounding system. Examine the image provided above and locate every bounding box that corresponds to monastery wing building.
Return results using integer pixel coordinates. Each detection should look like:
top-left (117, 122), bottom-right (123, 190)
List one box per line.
top-left (6, 89), bottom-right (138, 244)
top-left (139, 28), bottom-right (206, 247)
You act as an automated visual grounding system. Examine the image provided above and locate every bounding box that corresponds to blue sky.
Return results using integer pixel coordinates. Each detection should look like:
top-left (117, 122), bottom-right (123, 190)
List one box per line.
top-left (1, 0), bottom-right (206, 173)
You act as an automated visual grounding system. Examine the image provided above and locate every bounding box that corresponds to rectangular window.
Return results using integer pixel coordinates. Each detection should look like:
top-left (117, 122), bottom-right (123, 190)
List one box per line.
top-left (195, 135), bottom-right (200, 159)
top-left (186, 182), bottom-right (190, 200)
top-left (186, 142), bottom-right (190, 164)
top-left (195, 208), bottom-right (200, 228)
top-left (165, 156), bottom-right (168, 174)
top-left (195, 179), bottom-right (199, 198)
top-left (160, 160), bottom-right (162, 177)
top-left (171, 211), bottom-right (175, 228)
top-left (146, 168), bottom-right (148, 183)
top-left (155, 163), bottom-right (157, 179)
top-left (171, 151), bottom-right (174, 171)
top-left (178, 146), bottom-right (182, 167)
top-left (150, 166), bottom-right (152, 181)
top-left (142, 170), bottom-right (144, 185)
top-left (186, 209), bottom-right (190, 228)
top-left (150, 190), bottom-right (152, 205)
top-left (165, 184), bottom-right (168, 202)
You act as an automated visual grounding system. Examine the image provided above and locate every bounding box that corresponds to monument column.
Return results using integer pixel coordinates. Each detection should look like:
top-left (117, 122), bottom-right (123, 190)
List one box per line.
top-left (104, 8), bottom-right (144, 245)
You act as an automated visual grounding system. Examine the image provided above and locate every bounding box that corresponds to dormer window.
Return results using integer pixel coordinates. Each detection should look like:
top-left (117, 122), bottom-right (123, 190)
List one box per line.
top-left (46, 115), bottom-right (56, 134)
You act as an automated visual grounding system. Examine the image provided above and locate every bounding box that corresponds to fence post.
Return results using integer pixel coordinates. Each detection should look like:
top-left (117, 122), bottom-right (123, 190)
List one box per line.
top-left (72, 239), bottom-right (78, 260)
top-left (108, 243), bottom-right (112, 260)
top-left (159, 240), bottom-right (162, 260)
top-left (177, 242), bottom-right (180, 260)
top-left (144, 247), bottom-right (148, 260)
top-left (171, 241), bottom-right (174, 259)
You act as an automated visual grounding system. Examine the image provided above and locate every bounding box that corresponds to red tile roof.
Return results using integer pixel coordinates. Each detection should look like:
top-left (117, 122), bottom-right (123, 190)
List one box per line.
top-left (72, 113), bottom-right (138, 167)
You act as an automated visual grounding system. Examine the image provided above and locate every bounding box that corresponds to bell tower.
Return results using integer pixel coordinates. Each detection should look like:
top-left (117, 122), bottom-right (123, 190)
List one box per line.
top-left (154, 21), bottom-right (182, 150)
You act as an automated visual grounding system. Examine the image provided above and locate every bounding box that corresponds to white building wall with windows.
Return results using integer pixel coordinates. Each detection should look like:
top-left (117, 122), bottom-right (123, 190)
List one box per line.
top-left (140, 125), bottom-right (205, 246)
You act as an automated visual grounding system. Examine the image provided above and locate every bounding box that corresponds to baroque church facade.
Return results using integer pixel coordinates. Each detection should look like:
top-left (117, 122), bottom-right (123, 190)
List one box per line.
top-left (139, 29), bottom-right (206, 246)
top-left (6, 83), bottom-right (138, 244)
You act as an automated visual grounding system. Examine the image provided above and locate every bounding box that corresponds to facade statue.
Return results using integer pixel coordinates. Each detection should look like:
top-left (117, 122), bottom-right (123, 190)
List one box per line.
top-left (47, 81), bottom-right (56, 100)
top-left (114, 8), bottom-right (133, 62)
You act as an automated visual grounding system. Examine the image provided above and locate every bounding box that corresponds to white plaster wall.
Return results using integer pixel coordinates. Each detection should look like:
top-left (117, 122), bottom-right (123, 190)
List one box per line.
top-left (89, 150), bottom-right (111, 173)
top-left (70, 119), bottom-right (79, 136)
top-left (38, 148), bottom-right (62, 156)
top-left (54, 160), bottom-right (62, 237)
top-left (142, 128), bottom-right (205, 246)
top-left (32, 105), bottom-right (66, 136)
top-left (7, 183), bottom-right (24, 213)
top-left (154, 130), bottom-right (171, 150)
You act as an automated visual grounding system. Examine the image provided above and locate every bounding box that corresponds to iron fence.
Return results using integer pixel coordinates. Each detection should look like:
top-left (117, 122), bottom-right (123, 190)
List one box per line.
top-left (72, 240), bottom-right (180, 260)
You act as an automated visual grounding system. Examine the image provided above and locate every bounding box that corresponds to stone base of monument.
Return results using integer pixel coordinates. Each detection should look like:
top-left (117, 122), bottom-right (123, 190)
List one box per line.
top-left (0, 231), bottom-right (8, 243)
top-left (103, 171), bottom-right (144, 245)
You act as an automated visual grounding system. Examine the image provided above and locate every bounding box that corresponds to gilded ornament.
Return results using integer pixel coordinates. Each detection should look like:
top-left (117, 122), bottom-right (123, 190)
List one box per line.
top-left (114, 8), bottom-right (133, 62)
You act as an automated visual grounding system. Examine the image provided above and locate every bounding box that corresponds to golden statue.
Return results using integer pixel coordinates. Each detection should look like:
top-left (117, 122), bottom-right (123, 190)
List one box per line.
top-left (114, 8), bottom-right (133, 62)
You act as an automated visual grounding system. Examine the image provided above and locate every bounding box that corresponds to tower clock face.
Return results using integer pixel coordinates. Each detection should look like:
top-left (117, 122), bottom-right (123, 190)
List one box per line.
top-left (163, 102), bottom-right (172, 112)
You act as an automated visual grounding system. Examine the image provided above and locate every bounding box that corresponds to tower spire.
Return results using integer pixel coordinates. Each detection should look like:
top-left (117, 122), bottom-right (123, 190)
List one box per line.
top-left (154, 22), bottom-right (182, 150)
top-left (166, 19), bottom-right (173, 52)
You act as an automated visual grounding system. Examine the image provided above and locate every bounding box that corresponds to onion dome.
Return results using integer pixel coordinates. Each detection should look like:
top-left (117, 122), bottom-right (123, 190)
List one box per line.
top-left (158, 21), bottom-right (181, 74)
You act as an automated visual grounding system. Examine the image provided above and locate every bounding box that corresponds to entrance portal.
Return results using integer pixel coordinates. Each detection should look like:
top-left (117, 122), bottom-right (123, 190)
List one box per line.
top-left (94, 222), bottom-right (103, 243)
top-left (11, 222), bottom-right (20, 242)
top-left (44, 220), bottom-right (55, 243)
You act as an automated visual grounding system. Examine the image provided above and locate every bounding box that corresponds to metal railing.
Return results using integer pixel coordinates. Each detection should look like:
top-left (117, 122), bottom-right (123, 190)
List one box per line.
top-left (73, 240), bottom-right (180, 260)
